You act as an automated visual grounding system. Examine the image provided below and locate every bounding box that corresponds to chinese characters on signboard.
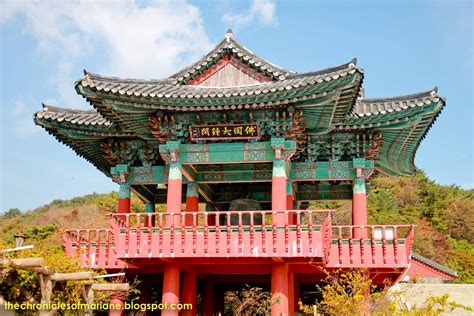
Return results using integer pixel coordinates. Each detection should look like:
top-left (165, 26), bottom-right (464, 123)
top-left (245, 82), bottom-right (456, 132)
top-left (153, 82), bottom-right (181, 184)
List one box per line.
top-left (189, 124), bottom-right (260, 141)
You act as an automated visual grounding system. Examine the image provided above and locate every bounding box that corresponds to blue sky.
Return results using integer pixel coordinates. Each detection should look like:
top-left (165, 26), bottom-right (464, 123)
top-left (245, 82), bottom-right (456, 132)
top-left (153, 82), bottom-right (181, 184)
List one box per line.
top-left (0, 0), bottom-right (472, 211)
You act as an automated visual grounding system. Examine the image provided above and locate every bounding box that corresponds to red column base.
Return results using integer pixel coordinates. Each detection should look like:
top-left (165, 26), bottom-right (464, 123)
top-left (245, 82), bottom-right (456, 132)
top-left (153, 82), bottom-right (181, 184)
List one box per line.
top-left (109, 294), bottom-right (125, 316)
top-left (162, 264), bottom-right (180, 316)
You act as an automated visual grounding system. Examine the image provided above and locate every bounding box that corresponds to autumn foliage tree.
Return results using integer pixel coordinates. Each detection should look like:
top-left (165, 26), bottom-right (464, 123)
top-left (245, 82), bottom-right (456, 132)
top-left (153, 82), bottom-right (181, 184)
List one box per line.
top-left (367, 171), bottom-right (474, 283)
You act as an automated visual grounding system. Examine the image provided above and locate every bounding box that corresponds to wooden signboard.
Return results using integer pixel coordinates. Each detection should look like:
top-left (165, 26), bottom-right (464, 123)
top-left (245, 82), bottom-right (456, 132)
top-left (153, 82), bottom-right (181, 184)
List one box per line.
top-left (189, 124), bottom-right (260, 141)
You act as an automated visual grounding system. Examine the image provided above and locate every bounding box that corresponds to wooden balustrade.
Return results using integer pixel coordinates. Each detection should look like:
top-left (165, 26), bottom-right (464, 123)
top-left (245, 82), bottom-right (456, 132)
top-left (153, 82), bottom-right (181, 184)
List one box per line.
top-left (62, 229), bottom-right (124, 269)
top-left (108, 210), bottom-right (333, 259)
top-left (63, 212), bottom-right (414, 270)
top-left (326, 225), bottom-right (415, 268)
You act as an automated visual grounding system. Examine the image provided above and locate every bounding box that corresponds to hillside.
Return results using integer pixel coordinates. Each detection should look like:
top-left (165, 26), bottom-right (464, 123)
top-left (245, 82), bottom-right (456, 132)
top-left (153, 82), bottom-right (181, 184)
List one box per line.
top-left (1, 172), bottom-right (473, 283)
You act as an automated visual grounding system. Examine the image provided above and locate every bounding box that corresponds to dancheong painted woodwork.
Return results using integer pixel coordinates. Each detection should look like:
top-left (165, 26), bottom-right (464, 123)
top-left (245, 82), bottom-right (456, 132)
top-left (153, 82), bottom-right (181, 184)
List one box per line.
top-left (35, 30), bottom-right (449, 316)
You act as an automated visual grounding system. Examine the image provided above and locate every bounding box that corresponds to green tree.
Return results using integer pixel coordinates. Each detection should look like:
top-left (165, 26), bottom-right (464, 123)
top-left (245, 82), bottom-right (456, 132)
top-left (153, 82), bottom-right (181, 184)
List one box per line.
top-left (1, 208), bottom-right (21, 219)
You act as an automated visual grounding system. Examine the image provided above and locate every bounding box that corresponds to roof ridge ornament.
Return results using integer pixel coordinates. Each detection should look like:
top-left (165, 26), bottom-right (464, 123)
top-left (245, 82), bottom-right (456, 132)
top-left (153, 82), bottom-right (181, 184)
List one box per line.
top-left (348, 58), bottom-right (357, 69)
top-left (225, 28), bottom-right (233, 43)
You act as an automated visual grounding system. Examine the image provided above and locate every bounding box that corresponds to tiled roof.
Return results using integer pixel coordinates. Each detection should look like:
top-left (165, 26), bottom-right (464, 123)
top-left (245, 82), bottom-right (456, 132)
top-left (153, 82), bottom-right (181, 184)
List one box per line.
top-left (170, 29), bottom-right (291, 83)
top-left (35, 31), bottom-right (445, 178)
top-left (77, 61), bottom-right (360, 107)
top-left (35, 104), bottom-right (112, 127)
top-left (412, 252), bottom-right (458, 278)
top-left (353, 88), bottom-right (443, 117)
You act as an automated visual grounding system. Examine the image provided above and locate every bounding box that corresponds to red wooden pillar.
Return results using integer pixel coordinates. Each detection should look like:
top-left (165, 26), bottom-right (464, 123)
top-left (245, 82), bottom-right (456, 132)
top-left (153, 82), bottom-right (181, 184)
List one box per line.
top-left (109, 293), bottom-right (125, 316)
top-left (271, 263), bottom-right (289, 316)
top-left (185, 182), bottom-right (199, 226)
top-left (352, 160), bottom-right (367, 239)
top-left (166, 161), bottom-right (182, 227)
top-left (272, 158), bottom-right (287, 226)
top-left (181, 271), bottom-right (196, 316)
top-left (162, 263), bottom-right (180, 316)
top-left (117, 182), bottom-right (131, 214)
top-left (202, 280), bottom-right (215, 316)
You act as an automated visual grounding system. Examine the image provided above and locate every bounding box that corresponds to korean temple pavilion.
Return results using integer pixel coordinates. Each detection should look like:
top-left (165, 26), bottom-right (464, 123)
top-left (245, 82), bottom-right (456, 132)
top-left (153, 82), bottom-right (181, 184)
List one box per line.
top-left (34, 30), bottom-right (455, 315)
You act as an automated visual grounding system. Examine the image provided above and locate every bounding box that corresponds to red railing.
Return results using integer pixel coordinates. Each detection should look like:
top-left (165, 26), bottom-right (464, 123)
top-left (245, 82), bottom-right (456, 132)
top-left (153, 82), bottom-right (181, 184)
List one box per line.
top-left (326, 225), bottom-right (415, 268)
top-left (63, 229), bottom-right (125, 269)
top-left (109, 210), bottom-right (333, 259)
top-left (62, 213), bottom-right (415, 270)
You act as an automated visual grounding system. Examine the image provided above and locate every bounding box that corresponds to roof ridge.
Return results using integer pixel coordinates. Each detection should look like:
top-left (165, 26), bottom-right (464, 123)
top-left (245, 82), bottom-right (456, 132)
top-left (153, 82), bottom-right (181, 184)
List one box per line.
top-left (361, 87), bottom-right (438, 103)
top-left (228, 36), bottom-right (290, 74)
top-left (286, 58), bottom-right (358, 79)
top-left (83, 70), bottom-right (174, 84)
top-left (169, 32), bottom-right (291, 83)
top-left (412, 252), bottom-right (458, 277)
top-left (40, 103), bottom-right (99, 114)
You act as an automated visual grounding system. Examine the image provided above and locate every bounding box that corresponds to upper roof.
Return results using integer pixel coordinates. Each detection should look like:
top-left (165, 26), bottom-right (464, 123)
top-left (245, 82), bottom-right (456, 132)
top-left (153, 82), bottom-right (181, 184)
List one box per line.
top-left (170, 29), bottom-right (291, 84)
top-left (35, 30), bottom-right (445, 177)
top-left (76, 59), bottom-right (360, 110)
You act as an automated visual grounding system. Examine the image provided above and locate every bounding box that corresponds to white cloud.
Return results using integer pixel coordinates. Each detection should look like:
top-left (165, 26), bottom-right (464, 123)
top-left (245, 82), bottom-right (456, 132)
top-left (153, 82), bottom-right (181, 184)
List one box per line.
top-left (1, 0), bottom-right (213, 108)
top-left (222, 0), bottom-right (277, 29)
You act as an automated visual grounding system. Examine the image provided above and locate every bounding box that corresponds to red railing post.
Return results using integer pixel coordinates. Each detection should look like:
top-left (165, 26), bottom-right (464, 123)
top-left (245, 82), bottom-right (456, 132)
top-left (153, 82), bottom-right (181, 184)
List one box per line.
top-left (136, 214), bottom-right (141, 255)
top-left (272, 211), bottom-right (277, 254)
top-left (125, 214), bottom-right (130, 257)
top-left (181, 212), bottom-right (186, 254)
top-left (250, 211), bottom-right (255, 251)
top-left (215, 213), bottom-right (220, 254)
top-left (204, 212), bottom-right (209, 254)
top-left (406, 225), bottom-right (415, 259)
top-left (284, 211), bottom-right (289, 253)
top-left (296, 211), bottom-right (301, 253)
top-left (394, 226), bottom-right (399, 264)
top-left (147, 214), bottom-right (152, 256)
top-left (337, 227), bottom-right (343, 264)
top-left (192, 212), bottom-right (197, 254)
top-left (382, 226), bottom-right (387, 264)
top-left (159, 213), bottom-right (164, 255)
top-left (238, 212), bottom-right (243, 254)
top-left (226, 212), bottom-right (231, 254)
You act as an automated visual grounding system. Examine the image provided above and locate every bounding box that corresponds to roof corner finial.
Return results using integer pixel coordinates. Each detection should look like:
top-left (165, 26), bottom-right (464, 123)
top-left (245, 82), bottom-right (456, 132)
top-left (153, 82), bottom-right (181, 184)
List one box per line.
top-left (225, 28), bottom-right (233, 42)
top-left (348, 58), bottom-right (357, 69)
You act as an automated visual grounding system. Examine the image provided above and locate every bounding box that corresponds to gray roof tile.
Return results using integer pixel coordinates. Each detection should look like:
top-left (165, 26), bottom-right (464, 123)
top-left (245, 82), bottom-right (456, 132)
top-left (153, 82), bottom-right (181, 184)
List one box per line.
top-left (78, 59), bottom-right (359, 108)
top-left (412, 252), bottom-right (458, 278)
top-left (35, 104), bottom-right (112, 127)
top-left (353, 88), bottom-right (442, 117)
